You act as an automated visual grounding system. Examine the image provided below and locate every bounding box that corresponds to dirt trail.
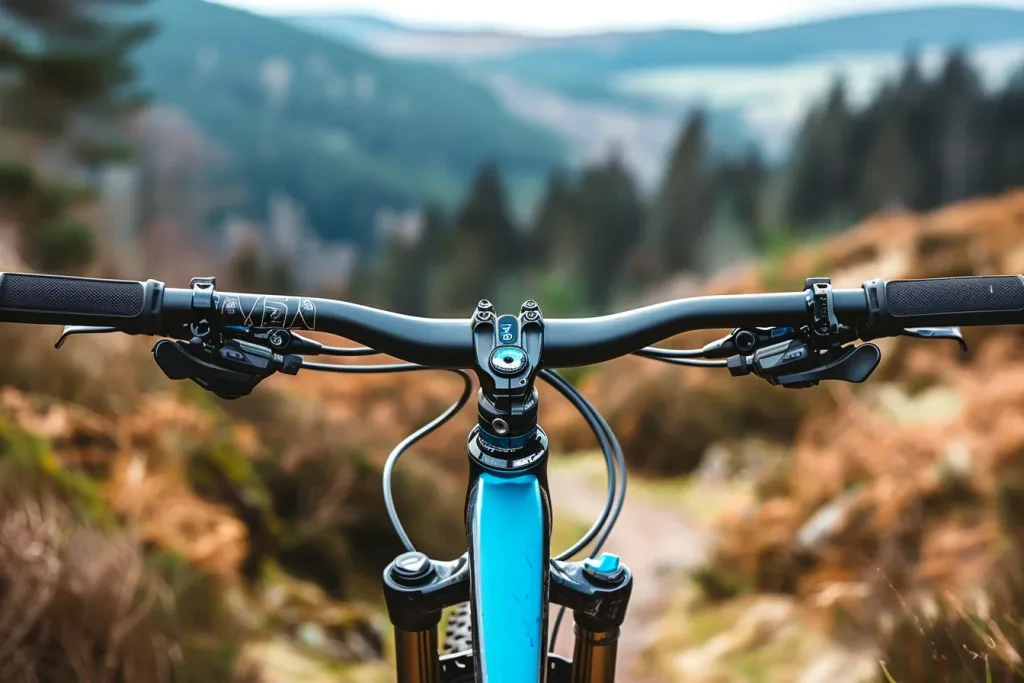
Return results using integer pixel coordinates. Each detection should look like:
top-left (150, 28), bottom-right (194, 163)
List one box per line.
top-left (547, 463), bottom-right (712, 681)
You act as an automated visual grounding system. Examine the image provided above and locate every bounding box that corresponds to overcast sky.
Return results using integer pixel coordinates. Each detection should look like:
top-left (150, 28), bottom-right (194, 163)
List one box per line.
top-left (213, 0), bottom-right (1024, 33)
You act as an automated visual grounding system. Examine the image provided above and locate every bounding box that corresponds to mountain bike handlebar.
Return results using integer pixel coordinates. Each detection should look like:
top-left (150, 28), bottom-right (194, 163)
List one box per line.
top-left (2, 272), bottom-right (1023, 367)
top-left (4, 269), bottom-right (1024, 683)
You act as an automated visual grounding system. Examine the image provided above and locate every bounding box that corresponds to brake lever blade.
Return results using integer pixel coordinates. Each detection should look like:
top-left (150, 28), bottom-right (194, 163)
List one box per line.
top-left (152, 340), bottom-right (262, 400)
top-left (901, 327), bottom-right (968, 352)
top-left (55, 326), bottom-right (118, 349)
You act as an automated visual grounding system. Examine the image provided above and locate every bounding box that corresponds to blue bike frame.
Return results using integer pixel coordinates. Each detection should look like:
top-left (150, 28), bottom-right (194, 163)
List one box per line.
top-left (467, 470), bottom-right (550, 682)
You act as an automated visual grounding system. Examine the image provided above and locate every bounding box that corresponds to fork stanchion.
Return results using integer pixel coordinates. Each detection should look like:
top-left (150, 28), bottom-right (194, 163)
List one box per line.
top-left (394, 626), bottom-right (441, 683)
top-left (571, 626), bottom-right (619, 683)
top-left (383, 552), bottom-right (470, 683)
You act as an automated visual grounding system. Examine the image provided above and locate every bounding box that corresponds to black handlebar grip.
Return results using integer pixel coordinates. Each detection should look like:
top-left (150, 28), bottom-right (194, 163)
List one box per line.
top-left (0, 273), bottom-right (164, 331)
top-left (863, 275), bottom-right (1024, 330)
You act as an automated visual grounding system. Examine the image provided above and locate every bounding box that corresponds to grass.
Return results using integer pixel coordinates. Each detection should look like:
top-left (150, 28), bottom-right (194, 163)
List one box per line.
top-left (881, 657), bottom-right (995, 683)
top-left (641, 584), bottom-right (817, 683)
top-left (551, 507), bottom-right (598, 560)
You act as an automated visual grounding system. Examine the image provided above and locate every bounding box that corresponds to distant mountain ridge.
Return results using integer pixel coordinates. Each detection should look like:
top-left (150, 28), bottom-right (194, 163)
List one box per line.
top-left (279, 4), bottom-right (1024, 186)
top-left (286, 5), bottom-right (1024, 68)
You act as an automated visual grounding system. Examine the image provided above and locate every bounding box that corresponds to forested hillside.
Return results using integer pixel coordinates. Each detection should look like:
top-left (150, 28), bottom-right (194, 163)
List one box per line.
top-left (354, 48), bottom-right (1024, 318)
top-left (128, 0), bottom-right (566, 248)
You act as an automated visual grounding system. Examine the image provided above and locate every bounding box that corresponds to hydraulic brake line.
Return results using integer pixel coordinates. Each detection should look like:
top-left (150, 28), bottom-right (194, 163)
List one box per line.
top-left (540, 369), bottom-right (628, 653)
top-left (296, 359), bottom-right (474, 552)
top-left (318, 345), bottom-right (381, 356)
top-left (634, 347), bottom-right (704, 359)
top-left (539, 370), bottom-right (620, 561)
top-left (643, 357), bottom-right (728, 367)
top-left (300, 361), bottom-right (429, 373)
top-left (635, 346), bottom-right (728, 366)
top-left (381, 369), bottom-right (474, 552)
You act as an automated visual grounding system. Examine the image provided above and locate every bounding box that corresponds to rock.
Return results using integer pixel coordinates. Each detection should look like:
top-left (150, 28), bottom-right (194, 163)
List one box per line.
top-left (936, 441), bottom-right (973, 485)
top-left (799, 647), bottom-right (879, 683)
top-left (795, 490), bottom-right (861, 553)
top-left (256, 566), bottom-right (384, 662)
top-left (872, 384), bottom-right (962, 425)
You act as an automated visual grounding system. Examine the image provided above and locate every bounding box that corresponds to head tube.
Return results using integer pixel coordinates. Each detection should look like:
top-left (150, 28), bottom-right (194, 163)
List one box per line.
top-left (468, 472), bottom-right (549, 682)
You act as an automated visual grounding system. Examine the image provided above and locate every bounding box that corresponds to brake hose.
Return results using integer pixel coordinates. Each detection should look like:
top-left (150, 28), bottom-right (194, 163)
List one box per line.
top-left (298, 359), bottom-right (474, 552)
top-left (318, 345), bottom-right (381, 357)
top-left (541, 369), bottom-right (627, 653)
top-left (635, 346), bottom-right (727, 366)
top-left (539, 370), bottom-right (620, 560)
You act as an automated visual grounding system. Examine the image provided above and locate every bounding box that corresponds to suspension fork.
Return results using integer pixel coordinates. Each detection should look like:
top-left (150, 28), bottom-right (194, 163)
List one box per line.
top-left (382, 444), bottom-right (633, 683)
top-left (381, 427), bottom-right (553, 683)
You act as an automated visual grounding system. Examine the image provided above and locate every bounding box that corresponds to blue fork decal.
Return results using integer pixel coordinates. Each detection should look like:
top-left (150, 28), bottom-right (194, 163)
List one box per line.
top-left (470, 472), bottom-right (547, 683)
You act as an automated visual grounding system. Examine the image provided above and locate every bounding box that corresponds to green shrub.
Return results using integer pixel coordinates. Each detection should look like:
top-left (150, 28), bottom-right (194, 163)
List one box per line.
top-left (25, 218), bottom-right (96, 271)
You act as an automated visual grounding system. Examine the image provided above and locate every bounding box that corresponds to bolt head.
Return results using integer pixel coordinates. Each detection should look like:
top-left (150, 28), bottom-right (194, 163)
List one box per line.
top-left (268, 329), bottom-right (290, 348)
top-left (391, 552), bottom-right (434, 585)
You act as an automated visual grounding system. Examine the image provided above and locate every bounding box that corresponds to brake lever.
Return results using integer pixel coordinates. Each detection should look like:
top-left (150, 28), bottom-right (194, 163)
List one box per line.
top-left (152, 339), bottom-right (300, 400)
top-left (728, 341), bottom-right (881, 388)
top-left (153, 340), bottom-right (262, 400)
top-left (901, 327), bottom-right (968, 352)
top-left (55, 325), bottom-right (118, 349)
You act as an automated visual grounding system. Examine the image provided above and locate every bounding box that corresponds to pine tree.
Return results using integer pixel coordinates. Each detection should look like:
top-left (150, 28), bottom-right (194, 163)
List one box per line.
top-left (786, 78), bottom-right (854, 227)
top-left (651, 109), bottom-right (712, 274)
top-left (856, 83), bottom-right (920, 214)
top-left (0, 0), bottom-right (154, 272)
top-left (378, 229), bottom-right (423, 316)
top-left (378, 206), bottom-right (448, 316)
top-left (929, 48), bottom-right (987, 206)
top-left (0, 1), bottom-right (155, 144)
top-left (533, 168), bottom-right (584, 278)
top-left (437, 163), bottom-right (518, 313)
top-left (716, 145), bottom-right (766, 249)
top-left (986, 67), bottom-right (1024, 193)
top-left (576, 153), bottom-right (645, 308)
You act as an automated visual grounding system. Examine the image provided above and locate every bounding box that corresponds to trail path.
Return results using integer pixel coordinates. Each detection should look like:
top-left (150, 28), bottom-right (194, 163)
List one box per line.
top-left (547, 462), bottom-right (712, 681)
